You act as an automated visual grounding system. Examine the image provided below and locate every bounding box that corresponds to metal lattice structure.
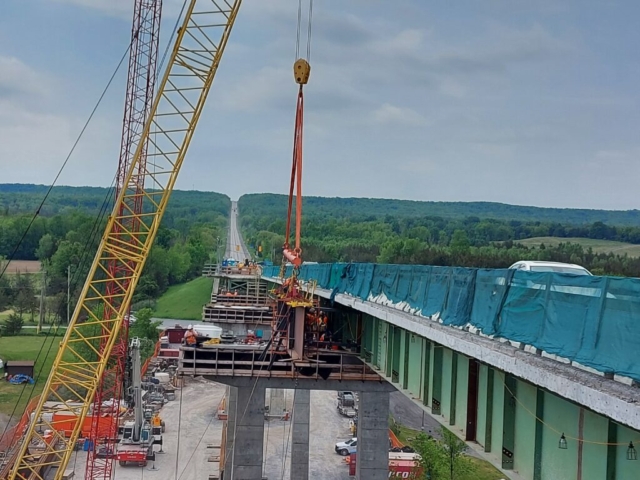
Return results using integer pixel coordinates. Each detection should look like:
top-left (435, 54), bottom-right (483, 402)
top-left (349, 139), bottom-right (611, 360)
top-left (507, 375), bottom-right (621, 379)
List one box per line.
top-left (85, 1), bottom-right (162, 479)
top-left (7, 1), bottom-right (242, 479)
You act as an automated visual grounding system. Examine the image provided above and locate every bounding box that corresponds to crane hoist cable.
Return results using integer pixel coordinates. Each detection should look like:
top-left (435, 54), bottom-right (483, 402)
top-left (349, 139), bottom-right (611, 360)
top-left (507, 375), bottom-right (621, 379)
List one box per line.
top-left (283, 0), bottom-right (313, 270)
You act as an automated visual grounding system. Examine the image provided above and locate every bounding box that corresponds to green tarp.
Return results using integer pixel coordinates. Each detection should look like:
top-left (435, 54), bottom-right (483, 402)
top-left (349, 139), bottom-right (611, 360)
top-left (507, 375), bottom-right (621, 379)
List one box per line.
top-left (263, 263), bottom-right (640, 381)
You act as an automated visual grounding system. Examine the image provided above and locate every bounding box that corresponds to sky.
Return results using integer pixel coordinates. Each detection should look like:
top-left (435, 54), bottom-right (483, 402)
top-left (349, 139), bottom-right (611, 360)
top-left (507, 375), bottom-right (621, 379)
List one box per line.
top-left (1, 0), bottom-right (640, 210)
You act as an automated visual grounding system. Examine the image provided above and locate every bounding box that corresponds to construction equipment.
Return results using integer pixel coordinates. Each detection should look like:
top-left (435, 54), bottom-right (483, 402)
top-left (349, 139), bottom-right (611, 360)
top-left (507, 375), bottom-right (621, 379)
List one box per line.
top-left (116, 338), bottom-right (162, 467)
top-left (6, 1), bottom-right (242, 479)
top-left (337, 391), bottom-right (357, 418)
top-left (282, 2), bottom-right (313, 270)
top-left (86, 1), bottom-right (162, 479)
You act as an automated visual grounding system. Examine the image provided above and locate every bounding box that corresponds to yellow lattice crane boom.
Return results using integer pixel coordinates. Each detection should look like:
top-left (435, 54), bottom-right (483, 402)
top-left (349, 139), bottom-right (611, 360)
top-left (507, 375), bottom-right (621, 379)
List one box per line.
top-left (6, 1), bottom-right (242, 478)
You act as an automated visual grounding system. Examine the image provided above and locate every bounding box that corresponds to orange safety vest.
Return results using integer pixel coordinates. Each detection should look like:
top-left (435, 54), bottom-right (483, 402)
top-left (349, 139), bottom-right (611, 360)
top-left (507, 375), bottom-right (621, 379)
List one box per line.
top-left (185, 330), bottom-right (197, 345)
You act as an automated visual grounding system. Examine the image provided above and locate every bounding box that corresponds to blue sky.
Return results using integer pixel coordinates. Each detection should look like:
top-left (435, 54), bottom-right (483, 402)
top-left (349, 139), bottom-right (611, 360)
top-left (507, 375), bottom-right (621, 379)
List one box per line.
top-left (1, 0), bottom-right (639, 209)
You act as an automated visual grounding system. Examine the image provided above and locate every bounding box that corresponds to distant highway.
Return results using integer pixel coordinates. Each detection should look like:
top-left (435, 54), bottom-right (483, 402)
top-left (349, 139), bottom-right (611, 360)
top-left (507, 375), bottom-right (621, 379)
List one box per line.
top-left (224, 200), bottom-right (252, 261)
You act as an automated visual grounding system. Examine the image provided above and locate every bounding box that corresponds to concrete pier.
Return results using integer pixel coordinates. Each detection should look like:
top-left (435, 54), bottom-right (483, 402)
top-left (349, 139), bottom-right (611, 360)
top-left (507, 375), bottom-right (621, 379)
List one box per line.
top-left (230, 386), bottom-right (266, 479)
top-left (290, 390), bottom-right (311, 480)
top-left (356, 391), bottom-right (390, 480)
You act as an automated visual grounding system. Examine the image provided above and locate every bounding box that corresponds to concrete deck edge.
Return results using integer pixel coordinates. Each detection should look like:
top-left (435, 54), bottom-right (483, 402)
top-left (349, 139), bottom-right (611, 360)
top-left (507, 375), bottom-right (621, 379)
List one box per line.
top-left (263, 276), bottom-right (640, 431)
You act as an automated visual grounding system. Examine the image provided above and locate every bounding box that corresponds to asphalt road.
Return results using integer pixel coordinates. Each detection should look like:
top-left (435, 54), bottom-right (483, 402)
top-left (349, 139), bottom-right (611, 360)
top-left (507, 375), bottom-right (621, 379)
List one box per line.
top-left (225, 201), bottom-right (251, 262)
top-left (390, 390), bottom-right (443, 439)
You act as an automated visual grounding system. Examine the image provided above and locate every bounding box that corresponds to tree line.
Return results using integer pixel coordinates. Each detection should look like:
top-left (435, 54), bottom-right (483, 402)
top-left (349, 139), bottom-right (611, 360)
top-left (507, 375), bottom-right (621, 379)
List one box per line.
top-left (0, 203), bottom-right (228, 328)
top-left (241, 213), bottom-right (640, 277)
top-left (238, 193), bottom-right (640, 226)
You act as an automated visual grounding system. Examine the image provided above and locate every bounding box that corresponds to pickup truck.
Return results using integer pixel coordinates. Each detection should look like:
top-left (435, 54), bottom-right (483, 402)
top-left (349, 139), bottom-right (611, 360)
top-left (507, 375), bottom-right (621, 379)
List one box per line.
top-left (335, 438), bottom-right (357, 456)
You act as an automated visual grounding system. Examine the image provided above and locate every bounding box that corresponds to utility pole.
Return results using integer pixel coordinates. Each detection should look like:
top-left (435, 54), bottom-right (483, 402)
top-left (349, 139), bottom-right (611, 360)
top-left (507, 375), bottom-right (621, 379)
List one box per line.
top-left (38, 269), bottom-right (46, 334)
top-left (67, 265), bottom-right (71, 324)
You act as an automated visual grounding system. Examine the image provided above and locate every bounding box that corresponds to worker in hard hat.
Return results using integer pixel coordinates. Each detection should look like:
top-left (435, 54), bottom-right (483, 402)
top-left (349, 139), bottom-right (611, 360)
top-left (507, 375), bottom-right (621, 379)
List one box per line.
top-left (184, 325), bottom-right (200, 347)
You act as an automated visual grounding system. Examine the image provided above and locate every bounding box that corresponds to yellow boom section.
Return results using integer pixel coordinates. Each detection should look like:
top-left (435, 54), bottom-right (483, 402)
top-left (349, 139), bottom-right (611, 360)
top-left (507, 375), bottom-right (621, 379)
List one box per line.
top-left (8, 1), bottom-right (242, 479)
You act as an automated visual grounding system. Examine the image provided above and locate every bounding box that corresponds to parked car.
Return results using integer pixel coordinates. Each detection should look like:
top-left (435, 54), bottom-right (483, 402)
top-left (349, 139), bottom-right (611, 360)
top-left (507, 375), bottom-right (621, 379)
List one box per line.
top-left (507, 261), bottom-right (615, 298)
top-left (335, 438), bottom-right (357, 456)
top-left (508, 261), bottom-right (592, 275)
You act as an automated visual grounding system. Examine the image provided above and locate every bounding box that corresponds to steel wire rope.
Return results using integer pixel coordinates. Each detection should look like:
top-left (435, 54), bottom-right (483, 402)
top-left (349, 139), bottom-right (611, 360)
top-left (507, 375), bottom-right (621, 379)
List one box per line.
top-left (263, 397), bottom-right (271, 477)
top-left (0, 44), bottom-right (133, 285)
top-left (176, 395), bottom-right (217, 480)
top-left (280, 388), bottom-right (296, 480)
top-left (306, 0), bottom-right (313, 61)
top-left (0, 184), bottom-right (115, 453)
top-left (295, 0), bottom-right (302, 60)
top-left (227, 353), bottom-right (270, 478)
top-left (0, 178), bottom-right (116, 447)
top-left (279, 389), bottom-right (287, 477)
top-left (0, 0), bottom-right (180, 467)
top-left (498, 371), bottom-right (640, 446)
top-left (174, 378), bottom-right (184, 480)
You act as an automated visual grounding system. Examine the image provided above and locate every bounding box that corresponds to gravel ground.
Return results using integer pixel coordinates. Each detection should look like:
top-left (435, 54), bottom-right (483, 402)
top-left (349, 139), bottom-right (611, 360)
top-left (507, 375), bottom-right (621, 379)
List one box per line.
top-left (68, 377), bottom-right (227, 480)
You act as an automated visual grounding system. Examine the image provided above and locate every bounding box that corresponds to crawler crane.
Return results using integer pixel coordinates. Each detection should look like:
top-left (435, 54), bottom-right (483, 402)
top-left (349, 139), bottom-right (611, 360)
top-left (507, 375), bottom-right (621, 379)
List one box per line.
top-left (5, 1), bottom-right (242, 479)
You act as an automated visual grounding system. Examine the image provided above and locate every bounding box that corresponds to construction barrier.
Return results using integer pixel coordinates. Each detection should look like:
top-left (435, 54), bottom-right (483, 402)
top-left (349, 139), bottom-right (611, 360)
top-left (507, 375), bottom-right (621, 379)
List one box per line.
top-left (264, 263), bottom-right (640, 381)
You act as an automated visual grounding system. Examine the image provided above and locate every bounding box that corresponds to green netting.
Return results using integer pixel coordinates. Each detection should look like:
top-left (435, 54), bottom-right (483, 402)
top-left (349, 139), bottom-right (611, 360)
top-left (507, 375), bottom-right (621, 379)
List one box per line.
top-left (261, 262), bottom-right (640, 380)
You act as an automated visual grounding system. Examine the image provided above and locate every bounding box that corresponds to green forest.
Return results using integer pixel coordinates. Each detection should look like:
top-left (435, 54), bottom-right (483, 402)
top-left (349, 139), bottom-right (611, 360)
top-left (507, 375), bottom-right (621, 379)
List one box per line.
top-left (5, 183), bottom-right (640, 329)
top-left (0, 184), bottom-right (230, 325)
top-left (239, 194), bottom-right (640, 277)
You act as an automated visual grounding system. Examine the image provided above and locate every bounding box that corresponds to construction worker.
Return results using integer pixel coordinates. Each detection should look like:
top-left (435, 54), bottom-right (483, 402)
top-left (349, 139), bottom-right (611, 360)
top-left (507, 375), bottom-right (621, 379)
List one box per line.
top-left (184, 325), bottom-right (199, 346)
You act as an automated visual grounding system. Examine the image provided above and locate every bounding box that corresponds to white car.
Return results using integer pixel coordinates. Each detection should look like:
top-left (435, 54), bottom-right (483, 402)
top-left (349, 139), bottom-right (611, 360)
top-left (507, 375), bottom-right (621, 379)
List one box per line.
top-left (508, 261), bottom-right (592, 276)
top-left (507, 261), bottom-right (613, 298)
top-left (335, 438), bottom-right (357, 456)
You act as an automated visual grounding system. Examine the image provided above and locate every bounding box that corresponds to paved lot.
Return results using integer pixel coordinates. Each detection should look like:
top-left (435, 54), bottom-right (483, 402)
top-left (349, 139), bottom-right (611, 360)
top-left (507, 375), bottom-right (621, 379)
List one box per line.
top-left (64, 384), bottom-right (428, 480)
top-left (390, 390), bottom-right (442, 439)
top-left (71, 377), bottom-right (227, 480)
top-left (262, 389), bottom-right (352, 480)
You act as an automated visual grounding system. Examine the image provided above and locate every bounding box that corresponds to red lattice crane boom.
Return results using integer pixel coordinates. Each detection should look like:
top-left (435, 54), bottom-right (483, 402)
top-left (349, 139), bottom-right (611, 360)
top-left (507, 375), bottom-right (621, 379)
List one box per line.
top-left (85, 1), bottom-right (162, 479)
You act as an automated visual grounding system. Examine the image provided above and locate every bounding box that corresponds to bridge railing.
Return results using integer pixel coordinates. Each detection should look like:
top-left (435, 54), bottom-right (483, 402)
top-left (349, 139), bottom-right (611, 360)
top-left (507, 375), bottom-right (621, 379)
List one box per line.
top-left (263, 263), bottom-right (640, 382)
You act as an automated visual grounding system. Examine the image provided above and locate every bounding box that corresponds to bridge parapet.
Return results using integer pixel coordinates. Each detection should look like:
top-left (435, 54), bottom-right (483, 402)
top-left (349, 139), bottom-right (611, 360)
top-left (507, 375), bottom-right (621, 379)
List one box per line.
top-left (264, 263), bottom-right (640, 384)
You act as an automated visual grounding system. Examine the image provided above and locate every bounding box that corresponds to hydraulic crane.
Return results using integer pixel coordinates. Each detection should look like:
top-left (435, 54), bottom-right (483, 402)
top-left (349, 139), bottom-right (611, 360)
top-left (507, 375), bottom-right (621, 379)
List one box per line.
top-left (115, 338), bottom-right (162, 467)
top-left (6, 1), bottom-right (242, 479)
top-left (86, 1), bottom-right (162, 479)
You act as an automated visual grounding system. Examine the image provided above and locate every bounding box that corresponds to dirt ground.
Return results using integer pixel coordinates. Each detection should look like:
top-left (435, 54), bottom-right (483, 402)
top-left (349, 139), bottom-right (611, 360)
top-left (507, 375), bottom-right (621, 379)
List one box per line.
top-left (2, 260), bottom-right (41, 274)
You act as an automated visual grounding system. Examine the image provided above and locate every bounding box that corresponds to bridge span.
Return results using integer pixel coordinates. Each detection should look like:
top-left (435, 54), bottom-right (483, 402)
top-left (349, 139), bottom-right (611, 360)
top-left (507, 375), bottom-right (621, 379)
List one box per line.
top-left (262, 263), bottom-right (640, 480)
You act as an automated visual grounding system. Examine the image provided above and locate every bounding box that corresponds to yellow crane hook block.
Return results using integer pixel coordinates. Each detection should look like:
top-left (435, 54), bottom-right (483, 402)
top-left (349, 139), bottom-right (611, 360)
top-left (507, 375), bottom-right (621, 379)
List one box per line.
top-left (294, 59), bottom-right (310, 85)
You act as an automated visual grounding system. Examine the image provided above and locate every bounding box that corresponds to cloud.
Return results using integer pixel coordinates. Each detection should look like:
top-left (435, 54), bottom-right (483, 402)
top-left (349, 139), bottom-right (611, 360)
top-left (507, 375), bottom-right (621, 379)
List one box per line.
top-left (0, 56), bottom-right (49, 99)
top-left (52, 0), bottom-right (132, 19)
top-left (372, 104), bottom-right (428, 127)
top-left (52, 0), bottom-right (184, 20)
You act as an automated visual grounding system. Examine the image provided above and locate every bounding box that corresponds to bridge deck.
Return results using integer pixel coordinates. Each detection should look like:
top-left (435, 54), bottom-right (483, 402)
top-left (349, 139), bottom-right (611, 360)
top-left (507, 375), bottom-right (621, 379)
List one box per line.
top-left (178, 345), bottom-right (381, 382)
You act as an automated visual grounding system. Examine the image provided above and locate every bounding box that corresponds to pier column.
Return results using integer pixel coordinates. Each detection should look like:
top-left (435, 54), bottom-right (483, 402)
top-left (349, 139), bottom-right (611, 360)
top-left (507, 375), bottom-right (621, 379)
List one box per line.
top-left (231, 385), bottom-right (266, 479)
top-left (356, 391), bottom-right (390, 480)
top-left (290, 390), bottom-right (310, 480)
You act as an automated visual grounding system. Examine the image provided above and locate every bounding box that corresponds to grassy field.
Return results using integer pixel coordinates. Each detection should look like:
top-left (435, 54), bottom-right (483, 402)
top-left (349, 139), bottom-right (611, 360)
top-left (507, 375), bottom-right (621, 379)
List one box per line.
top-left (516, 236), bottom-right (640, 257)
top-left (0, 335), bottom-right (63, 416)
top-left (154, 276), bottom-right (214, 320)
top-left (394, 424), bottom-right (509, 480)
